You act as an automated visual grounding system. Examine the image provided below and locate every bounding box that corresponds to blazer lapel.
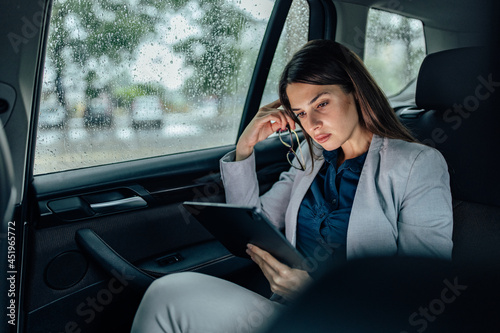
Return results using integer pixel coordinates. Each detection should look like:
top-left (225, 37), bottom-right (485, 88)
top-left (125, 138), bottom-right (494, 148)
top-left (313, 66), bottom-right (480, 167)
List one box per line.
top-left (346, 135), bottom-right (385, 258)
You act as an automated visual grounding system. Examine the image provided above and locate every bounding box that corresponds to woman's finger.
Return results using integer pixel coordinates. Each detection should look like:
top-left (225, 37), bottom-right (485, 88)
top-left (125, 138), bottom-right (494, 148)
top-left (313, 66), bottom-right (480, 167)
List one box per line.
top-left (253, 111), bottom-right (288, 133)
top-left (285, 114), bottom-right (296, 131)
top-left (267, 99), bottom-right (296, 130)
top-left (247, 245), bottom-right (307, 298)
top-left (246, 244), bottom-right (274, 273)
top-left (247, 244), bottom-right (290, 274)
top-left (252, 254), bottom-right (278, 285)
top-left (276, 112), bottom-right (289, 131)
top-left (246, 247), bottom-right (288, 294)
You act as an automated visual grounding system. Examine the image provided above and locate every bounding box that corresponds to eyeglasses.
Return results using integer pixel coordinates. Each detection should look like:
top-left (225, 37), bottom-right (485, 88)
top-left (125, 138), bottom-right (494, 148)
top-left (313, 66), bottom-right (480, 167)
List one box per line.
top-left (277, 125), bottom-right (306, 171)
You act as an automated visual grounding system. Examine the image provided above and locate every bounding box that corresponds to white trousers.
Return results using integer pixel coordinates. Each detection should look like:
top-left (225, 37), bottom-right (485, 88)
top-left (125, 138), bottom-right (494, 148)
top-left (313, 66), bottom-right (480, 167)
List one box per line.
top-left (130, 272), bottom-right (284, 333)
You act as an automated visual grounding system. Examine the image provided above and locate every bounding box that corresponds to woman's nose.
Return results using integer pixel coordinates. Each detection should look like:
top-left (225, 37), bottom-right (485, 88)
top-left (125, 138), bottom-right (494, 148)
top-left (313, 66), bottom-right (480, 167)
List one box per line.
top-left (307, 112), bottom-right (322, 132)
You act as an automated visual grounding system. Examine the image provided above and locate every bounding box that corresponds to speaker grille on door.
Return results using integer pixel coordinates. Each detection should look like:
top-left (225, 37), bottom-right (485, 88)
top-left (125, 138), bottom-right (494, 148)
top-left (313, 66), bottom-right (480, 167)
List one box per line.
top-left (44, 251), bottom-right (88, 290)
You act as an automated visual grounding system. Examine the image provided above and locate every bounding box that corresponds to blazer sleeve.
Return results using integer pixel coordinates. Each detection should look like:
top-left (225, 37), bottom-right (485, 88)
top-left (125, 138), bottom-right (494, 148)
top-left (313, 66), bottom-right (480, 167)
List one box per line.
top-left (396, 147), bottom-right (453, 260)
top-left (220, 149), bottom-right (299, 230)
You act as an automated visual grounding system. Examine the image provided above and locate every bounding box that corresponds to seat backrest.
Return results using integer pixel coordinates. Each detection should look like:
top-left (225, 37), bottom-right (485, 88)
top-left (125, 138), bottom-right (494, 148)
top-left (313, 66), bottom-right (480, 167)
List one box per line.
top-left (397, 47), bottom-right (500, 266)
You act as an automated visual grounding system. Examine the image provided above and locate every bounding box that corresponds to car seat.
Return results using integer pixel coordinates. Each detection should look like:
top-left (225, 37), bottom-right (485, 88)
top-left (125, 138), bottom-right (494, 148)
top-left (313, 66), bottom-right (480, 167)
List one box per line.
top-left (261, 47), bottom-right (500, 333)
top-left (397, 47), bottom-right (500, 267)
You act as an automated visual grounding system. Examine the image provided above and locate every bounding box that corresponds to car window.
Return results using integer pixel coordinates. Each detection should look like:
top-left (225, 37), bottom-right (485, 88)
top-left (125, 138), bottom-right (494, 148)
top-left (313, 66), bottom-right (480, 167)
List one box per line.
top-left (260, 0), bottom-right (309, 106)
top-left (363, 8), bottom-right (426, 99)
top-left (35, 0), bottom-right (277, 174)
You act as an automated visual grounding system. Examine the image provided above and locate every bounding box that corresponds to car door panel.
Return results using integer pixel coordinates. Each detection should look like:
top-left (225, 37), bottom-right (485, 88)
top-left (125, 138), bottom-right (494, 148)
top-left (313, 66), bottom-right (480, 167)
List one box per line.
top-left (0, 0), bottom-right (319, 331)
top-left (24, 136), bottom-right (290, 332)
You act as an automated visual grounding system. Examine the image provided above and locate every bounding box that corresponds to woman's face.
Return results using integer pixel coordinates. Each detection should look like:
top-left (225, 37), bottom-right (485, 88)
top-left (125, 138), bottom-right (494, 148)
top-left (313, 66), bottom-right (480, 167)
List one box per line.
top-left (286, 83), bottom-right (361, 151)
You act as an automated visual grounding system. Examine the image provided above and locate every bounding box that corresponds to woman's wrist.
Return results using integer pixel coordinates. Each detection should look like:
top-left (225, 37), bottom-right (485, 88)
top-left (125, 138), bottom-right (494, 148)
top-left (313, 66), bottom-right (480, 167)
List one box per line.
top-left (235, 143), bottom-right (253, 161)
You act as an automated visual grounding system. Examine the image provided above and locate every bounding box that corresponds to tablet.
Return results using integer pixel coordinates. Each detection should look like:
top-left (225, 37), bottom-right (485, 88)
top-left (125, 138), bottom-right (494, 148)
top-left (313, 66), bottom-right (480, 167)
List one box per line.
top-left (183, 201), bottom-right (306, 269)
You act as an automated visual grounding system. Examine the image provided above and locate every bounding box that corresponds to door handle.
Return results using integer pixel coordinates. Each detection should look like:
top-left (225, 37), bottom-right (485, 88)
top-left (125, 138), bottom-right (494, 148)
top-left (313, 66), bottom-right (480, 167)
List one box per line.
top-left (75, 228), bottom-right (155, 293)
top-left (89, 196), bottom-right (147, 214)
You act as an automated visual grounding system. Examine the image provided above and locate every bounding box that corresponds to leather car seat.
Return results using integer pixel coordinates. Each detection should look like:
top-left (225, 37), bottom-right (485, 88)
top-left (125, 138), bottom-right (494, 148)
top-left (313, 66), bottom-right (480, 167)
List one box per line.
top-left (397, 47), bottom-right (500, 267)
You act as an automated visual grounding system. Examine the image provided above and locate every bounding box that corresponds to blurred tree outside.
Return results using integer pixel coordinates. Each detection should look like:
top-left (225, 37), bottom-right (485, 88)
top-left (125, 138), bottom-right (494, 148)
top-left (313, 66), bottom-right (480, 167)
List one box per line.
top-left (47, 0), bottom-right (174, 112)
top-left (44, 1), bottom-right (424, 118)
top-left (171, 0), bottom-right (255, 114)
top-left (45, 0), bottom-right (258, 116)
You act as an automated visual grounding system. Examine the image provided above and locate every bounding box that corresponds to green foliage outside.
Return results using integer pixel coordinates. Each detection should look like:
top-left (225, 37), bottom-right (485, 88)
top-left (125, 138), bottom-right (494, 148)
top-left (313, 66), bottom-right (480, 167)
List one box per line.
top-left (45, 0), bottom-right (256, 116)
top-left (114, 84), bottom-right (167, 109)
top-left (48, 0), bottom-right (160, 109)
top-left (172, 0), bottom-right (253, 112)
top-left (44, 1), bottom-right (424, 116)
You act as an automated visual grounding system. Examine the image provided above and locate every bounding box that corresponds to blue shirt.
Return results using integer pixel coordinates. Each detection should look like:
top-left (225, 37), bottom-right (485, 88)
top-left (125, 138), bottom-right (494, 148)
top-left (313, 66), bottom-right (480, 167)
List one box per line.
top-left (296, 148), bottom-right (367, 264)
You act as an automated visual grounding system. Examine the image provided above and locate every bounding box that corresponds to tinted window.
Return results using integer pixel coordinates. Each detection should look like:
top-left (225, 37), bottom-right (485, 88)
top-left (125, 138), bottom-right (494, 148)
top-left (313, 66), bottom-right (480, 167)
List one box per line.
top-left (35, 0), bottom-right (275, 174)
top-left (364, 8), bottom-right (426, 98)
top-left (261, 0), bottom-right (309, 105)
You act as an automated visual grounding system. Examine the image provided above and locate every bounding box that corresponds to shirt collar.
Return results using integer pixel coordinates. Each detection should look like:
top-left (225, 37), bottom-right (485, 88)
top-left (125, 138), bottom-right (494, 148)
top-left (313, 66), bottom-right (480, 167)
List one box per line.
top-left (323, 148), bottom-right (339, 165)
top-left (323, 148), bottom-right (367, 173)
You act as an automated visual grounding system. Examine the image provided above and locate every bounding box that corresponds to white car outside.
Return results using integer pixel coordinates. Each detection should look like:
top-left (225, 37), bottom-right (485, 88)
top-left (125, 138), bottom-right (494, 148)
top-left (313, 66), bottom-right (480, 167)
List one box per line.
top-left (38, 105), bottom-right (66, 129)
top-left (131, 96), bottom-right (164, 129)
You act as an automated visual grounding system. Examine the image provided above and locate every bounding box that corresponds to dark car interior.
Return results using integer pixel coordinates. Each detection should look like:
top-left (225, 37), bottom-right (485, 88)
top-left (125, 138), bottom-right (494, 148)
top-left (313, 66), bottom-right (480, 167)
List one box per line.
top-left (398, 46), bottom-right (500, 266)
top-left (1, 0), bottom-right (499, 332)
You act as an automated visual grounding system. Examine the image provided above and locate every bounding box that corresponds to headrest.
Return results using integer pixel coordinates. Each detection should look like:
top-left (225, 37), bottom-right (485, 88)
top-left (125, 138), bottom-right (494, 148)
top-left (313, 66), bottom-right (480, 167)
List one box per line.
top-left (416, 47), bottom-right (491, 110)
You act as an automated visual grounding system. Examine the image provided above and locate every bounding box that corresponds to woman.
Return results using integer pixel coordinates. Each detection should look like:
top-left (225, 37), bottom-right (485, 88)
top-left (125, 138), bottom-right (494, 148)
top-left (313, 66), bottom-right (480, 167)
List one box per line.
top-left (131, 40), bottom-right (453, 333)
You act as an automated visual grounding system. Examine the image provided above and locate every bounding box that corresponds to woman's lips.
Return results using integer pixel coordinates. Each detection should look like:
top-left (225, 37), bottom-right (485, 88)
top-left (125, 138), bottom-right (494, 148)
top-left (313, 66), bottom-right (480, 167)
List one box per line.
top-left (314, 133), bottom-right (331, 144)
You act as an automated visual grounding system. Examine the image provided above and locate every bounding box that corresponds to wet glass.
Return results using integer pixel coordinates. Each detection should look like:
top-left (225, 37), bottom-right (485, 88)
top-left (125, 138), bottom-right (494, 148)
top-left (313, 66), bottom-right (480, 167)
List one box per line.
top-left (261, 0), bottom-right (309, 105)
top-left (364, 8), bottom-right (426, 97)
top-left (35, 0), bottom-right (276, 174)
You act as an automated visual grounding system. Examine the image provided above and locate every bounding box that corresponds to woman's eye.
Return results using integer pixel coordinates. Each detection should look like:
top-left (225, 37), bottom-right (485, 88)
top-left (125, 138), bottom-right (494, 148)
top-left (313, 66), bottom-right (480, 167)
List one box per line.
top-left (296, 112), bottom-right (306, 119)
top-left (317, 102), bottom-right (328, 109)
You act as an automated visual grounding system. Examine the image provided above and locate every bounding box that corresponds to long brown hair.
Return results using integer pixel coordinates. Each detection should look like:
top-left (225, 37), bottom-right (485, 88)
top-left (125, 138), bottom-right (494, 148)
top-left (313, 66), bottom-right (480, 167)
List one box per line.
top-left (279, 40), bottom-right (415, 163)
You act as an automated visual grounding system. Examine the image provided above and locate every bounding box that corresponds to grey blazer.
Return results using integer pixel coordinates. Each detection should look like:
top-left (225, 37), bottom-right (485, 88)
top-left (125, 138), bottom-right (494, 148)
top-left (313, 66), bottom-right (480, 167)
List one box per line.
top-left (220, 134), bottom-right (453, 261)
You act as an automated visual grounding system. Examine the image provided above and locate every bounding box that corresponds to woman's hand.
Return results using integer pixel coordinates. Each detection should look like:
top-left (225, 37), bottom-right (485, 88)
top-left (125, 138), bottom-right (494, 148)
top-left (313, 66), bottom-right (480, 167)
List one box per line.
top-left (246, 244), bottom-right (312, 301)
top-left (236, 100), bottom-right (296, 161)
